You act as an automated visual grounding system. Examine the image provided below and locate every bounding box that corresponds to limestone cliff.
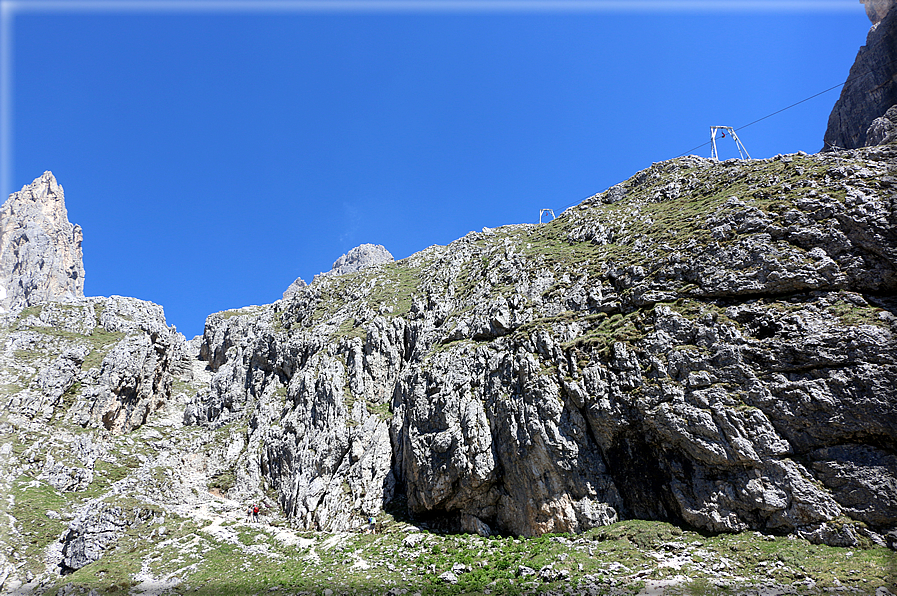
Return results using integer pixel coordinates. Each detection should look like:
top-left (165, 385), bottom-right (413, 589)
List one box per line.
top-left (187, 145), bottom-right (897, 546)
top-left (0, 172), bottom-right (85, 312)
top-left (823, 7), bottom-right (897, 150)
top-left (2, 149), bottom-right (896, 594)
top-left (1, 295), bottom-right (191, 435)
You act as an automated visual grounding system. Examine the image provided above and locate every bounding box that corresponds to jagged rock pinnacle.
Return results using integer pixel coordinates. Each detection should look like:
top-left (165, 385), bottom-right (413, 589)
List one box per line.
top-left (0, 171), bottom-right (85, 312)
top-left (282, 276), bottom-right (307, 300)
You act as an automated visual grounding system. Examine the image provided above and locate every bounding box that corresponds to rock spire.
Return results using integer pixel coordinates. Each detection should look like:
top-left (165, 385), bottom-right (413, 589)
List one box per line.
top-left (0, 171), bottom-right (85, 312)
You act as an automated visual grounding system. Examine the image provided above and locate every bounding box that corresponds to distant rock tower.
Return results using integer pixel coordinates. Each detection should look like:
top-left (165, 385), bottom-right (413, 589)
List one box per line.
top-left (329, 243), bottom-right (394, 276)
top-left (0, 171), bottom-right (85, 312)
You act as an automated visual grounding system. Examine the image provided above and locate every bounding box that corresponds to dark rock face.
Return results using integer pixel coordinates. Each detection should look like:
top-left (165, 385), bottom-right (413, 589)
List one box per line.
top-left (188, 147), bottom-right (897, 546)
top-left (823, 9), bottom-right (897, 150)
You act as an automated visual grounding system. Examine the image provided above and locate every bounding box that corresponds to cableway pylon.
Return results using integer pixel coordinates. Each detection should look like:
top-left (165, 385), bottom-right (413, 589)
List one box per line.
top-left (710, 126), bottom-right (751, 161)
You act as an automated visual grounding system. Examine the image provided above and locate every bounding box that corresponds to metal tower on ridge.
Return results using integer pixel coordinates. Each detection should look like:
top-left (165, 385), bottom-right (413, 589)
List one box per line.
top-left (710, 126), bottom-right (751, 161)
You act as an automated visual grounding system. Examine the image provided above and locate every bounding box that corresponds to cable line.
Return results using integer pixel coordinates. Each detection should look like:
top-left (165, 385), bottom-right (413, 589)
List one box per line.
top-left (673, 83), bottom-right (845, 158)
top-left (548, 55), bottom-right (897, 218)
top-left (674, 56), bottom-right (897, 158)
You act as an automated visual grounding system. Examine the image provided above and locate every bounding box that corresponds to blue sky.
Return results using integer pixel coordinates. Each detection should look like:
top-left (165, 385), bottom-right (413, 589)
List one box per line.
top-left (3, 1), bottom-right (872, 338)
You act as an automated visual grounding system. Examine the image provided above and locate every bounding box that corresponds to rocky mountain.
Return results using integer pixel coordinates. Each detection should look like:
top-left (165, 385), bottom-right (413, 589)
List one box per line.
top-left (186, 145), bottom-right (897, 542)
top-left (0, 172), bottom-right (85, 313)
top-left (4, 14), bottom-right (897, 588)
top-left (822, 4), bottom-right (897, 150)
top-left (2, 145), bottom-right (896, 594)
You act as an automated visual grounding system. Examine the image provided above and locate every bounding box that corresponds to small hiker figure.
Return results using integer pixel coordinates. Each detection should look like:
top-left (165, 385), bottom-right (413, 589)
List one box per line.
top-left (368, 515), bottom-right (376, 534)
top-left (253, 505), bottom-right (260, 523)
top-left (246, 505), bottom-right (253, 520)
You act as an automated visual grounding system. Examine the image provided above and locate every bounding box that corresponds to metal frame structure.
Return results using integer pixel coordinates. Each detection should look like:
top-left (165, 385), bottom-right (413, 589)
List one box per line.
top-left (710, 126), bottom-right (751, 161)
top-left (539, 208), bottom-right (555, 224)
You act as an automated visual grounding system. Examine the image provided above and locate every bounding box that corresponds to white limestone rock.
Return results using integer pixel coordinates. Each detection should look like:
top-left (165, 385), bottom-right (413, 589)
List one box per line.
top-left (0, 172), bottom-right (84, 312)
top-left (282, 276), bottom-right (307, 300)
top-left (317, 243), bottom-right (394, 281)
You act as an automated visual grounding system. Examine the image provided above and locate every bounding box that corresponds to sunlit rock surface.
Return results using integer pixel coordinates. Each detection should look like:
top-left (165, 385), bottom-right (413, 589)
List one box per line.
top-left (0, 172), bottom-right (84, 312)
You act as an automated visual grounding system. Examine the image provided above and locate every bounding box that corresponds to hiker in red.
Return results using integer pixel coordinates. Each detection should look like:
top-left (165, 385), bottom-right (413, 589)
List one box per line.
top-left (252, 505), bottom-right (259, 522)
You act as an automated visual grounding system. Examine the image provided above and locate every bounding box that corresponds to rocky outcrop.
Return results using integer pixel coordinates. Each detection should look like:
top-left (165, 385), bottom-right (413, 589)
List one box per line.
top-left (0, 172), bottom-right (85, 312)
top-left (1, 295), bottom-right (191, 434)
top-left (867, 104), bottom-right (897, 146)
top-left (861, 0), bottom-right (895, 23)
top-left (321, 243), bottom-right (394, 279)
top-left (188, 146), bottom-right (897, 546)
top-left (59, 502), bottom-right (133, 572)
top-left (283, 276), bottom-right (307, 300)
top-left (823, 8), bottom-right (897, 150)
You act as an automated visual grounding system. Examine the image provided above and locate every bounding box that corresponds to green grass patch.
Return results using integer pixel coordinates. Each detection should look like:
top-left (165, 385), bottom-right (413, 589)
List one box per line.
top-left (8, 476), bottom-right (70, 577)
top-left (209, 469), bottom-right (236, 494)
top-left (826, 294), bottom-right (888, 328)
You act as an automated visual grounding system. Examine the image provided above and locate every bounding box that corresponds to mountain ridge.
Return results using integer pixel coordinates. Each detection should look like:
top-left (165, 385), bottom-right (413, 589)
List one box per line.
top-left (1, 144), bottom-right (895, 595)
top-left (3, 20), bottom-right (897, 588)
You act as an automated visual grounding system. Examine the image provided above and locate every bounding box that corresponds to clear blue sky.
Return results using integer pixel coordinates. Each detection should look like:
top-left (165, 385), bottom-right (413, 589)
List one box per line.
top-left (4, 1), bottom-right (871, 338)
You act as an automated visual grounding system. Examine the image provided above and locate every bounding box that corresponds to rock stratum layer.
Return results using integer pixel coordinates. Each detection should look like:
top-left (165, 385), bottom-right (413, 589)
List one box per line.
top-left (0, 172), bottom-right (85, 312)
top-left (185, 146), bottom-right (897, 545)
top-left (823, 8), bottom-right (897, 150)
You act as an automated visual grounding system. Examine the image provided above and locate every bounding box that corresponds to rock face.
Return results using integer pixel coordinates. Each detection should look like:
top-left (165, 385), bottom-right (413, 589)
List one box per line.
top-left (2, 150), bottom-right (897, 593)
top-left (822, 8), bottom-right (897, 150)
top-left (1, 295), bottom-right (191, 435)
top-left (0, 292), bottom-right (193, 582)
top-left (867, 104), bottom-right (897, 146)
top-left (0, 172), bottom-right (85, 313)
top-left (861, 0), bottom-right (895, 23)
top-left (186, 146), bottom-right (897, 545)
top-left (325, 243), bottom-right (394, 278)
top-left (282, 276), bottom-right (307, 300)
